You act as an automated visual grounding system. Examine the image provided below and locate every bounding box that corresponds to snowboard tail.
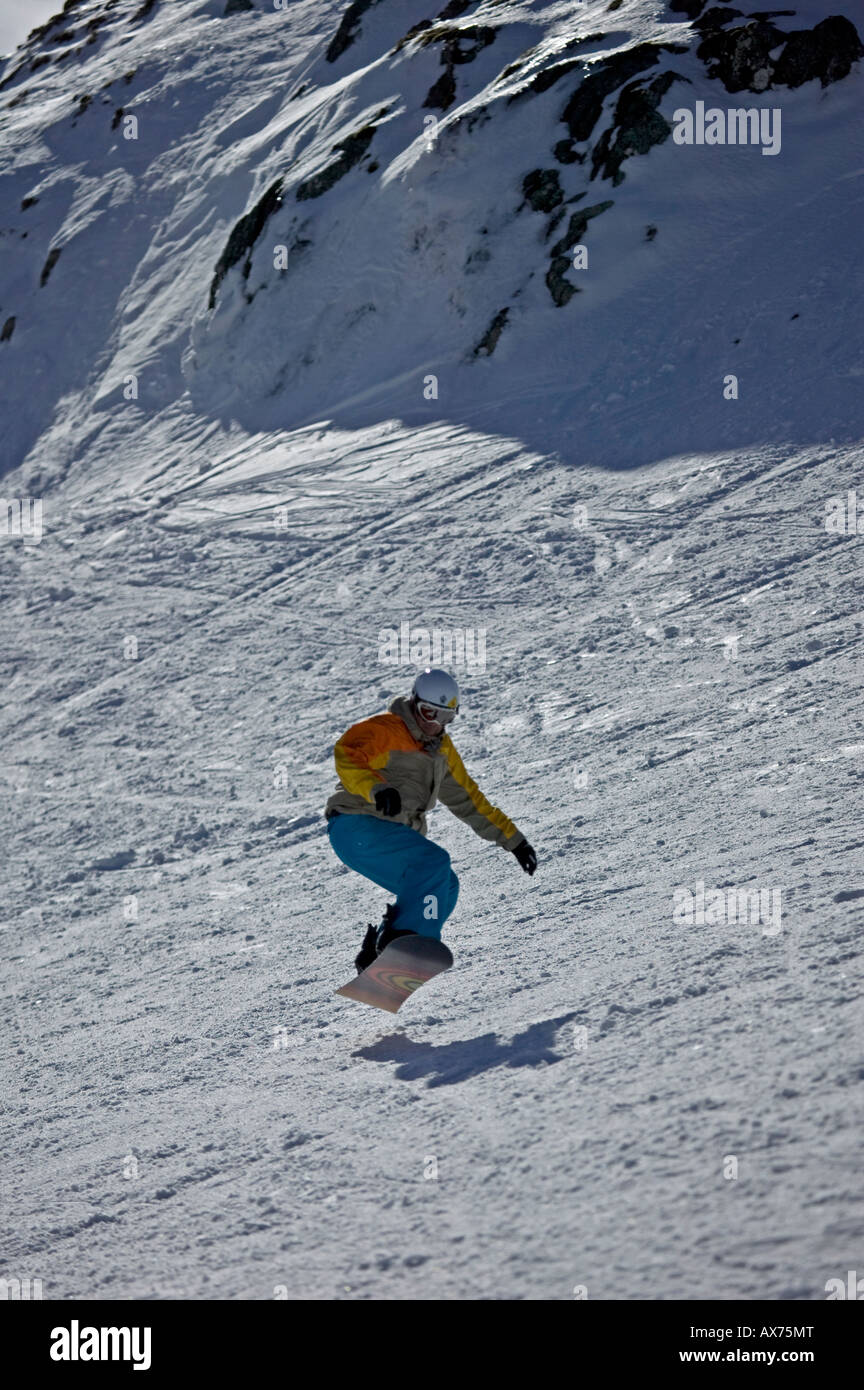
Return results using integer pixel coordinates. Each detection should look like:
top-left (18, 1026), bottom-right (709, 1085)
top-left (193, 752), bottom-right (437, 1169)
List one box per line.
top-left (335, 934), bottom-right (453, 1014)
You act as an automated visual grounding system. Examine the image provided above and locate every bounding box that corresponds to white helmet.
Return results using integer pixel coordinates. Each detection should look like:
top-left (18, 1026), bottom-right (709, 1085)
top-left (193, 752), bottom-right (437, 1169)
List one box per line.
top-left (410, 668), bottom-right (460, 733)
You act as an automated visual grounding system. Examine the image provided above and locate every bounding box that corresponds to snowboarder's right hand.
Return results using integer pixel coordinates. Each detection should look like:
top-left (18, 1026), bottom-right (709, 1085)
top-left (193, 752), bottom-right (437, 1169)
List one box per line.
top-left (374, 786), bottom-right (402, 817)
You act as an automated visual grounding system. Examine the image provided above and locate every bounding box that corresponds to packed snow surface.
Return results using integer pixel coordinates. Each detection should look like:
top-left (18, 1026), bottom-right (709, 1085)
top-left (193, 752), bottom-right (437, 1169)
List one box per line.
top-left (0, 0), bottom-right (862, 1299)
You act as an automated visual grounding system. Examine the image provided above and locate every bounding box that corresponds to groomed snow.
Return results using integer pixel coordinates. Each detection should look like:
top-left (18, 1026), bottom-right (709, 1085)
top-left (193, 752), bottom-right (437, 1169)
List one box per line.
top-left (0, 0), bottom-right (862, 1300)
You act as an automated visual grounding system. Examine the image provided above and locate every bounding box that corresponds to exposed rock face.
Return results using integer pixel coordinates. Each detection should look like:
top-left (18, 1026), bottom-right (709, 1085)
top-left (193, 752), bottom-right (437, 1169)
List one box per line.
top-left (559, 43), bottom-right (685, 144)
top-left (522, 169), bottom-right (564, 213)
top-left (553, 138), bottom-right (585, 165)
top-left (509, 55), bottom-right (583, 99)
top-left (472, 307), bottom-right (509, 356)
top-left (545, 259), bottom-right (581, 307)
top-left (295, 124), bottom-right (378, 201)
top-left (545, 201), bottom-right (614, 306)
top-left (772, 15), bottom-right (864, 87)
top-left (669, 0), bottom-right (708, 16)
top-left (424, 67), bottom-right (457, 111)
top-left (40, 247), bottom-right (62, 287)
top-left (209, 178), bottom-right (284, 309)
top-left (202, 0), bottom-right (862, 339)
top-left (326, 0), bottom-right (382, 63)
top-left (695, 7), bottom-right (744, 33)
top-left (699, 16), bottom-right (790, 89)
top-left (698, 12), bottom-right (863, 92)
top-left (421, 25), bottom-right (497, 111)
top-left (590, 71), bottom-right (688, 185)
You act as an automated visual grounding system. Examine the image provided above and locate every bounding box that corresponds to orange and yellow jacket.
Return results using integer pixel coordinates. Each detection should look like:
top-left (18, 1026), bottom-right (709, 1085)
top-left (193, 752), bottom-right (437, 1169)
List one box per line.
top-left (325, 697), bottom-right (525, 851)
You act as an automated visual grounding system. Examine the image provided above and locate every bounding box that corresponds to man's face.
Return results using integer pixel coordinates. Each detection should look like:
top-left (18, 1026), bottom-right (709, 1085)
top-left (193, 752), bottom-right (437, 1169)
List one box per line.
top-left (414, 700), bottom-right (456, 737)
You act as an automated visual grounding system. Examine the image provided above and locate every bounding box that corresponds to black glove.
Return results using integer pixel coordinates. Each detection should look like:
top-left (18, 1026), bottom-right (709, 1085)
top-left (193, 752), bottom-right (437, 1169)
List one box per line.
top-left (514, 840), bottom-right (537, 876)
top-left (374, 786), bottom-right (402, 817)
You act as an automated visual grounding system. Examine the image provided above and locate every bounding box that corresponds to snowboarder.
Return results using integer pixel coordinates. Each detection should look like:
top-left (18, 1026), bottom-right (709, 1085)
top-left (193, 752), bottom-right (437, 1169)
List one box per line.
top-left (325, 668), bottom-right (537, 972)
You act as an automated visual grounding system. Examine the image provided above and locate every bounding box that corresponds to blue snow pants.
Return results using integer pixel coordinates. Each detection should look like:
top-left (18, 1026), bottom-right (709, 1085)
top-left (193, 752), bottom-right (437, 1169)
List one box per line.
top-left (327, 813), bottom-right (459, 940)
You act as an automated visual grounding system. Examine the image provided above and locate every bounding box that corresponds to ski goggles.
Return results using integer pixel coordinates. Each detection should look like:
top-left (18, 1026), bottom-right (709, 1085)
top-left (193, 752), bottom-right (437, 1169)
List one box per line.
top-left (417, 700), bottom-right (458, 726)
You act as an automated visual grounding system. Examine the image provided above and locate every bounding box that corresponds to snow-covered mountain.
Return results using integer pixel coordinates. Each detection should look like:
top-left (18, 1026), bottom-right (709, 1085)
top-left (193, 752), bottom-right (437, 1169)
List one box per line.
top-left (1, 0), bottom-right (862, 1301)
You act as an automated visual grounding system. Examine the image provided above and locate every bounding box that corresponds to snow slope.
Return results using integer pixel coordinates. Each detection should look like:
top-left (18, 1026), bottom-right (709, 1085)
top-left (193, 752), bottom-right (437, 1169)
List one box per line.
top-left (0, 0), bottom-right (862, 1300)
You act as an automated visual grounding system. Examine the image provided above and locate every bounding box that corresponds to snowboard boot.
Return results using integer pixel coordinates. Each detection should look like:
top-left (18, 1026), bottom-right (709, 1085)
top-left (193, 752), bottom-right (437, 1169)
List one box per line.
top-left (375, 903), bottom-right (417, 957)
top-left (354, 923), bottom-right (379, 974)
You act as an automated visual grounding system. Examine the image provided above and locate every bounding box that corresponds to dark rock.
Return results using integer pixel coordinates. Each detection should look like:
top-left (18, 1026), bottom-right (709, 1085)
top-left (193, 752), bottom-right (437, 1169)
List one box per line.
top-left (423, 67), bottom-right (456, 110)
top-left (209, 178), bottom-right (283, 308)
top-left (21, 195), bottom-right (38, 210)
top-left (26, 3), bottom-right (81, 46)
top-left (546, 200), bottom-right (613, 304)
top-left (296, 123), bottom-right (378, 200)
top-left (438, 0), bottom-right (473, 17)
top-left (560, 43), bottom-right (681, 144)
top-left (473, 307), bottom-right (509, 356)
top-left (509, 56), bottom-right (583, 99)
top-left (546, 256), bottom-right (581, 306)
top-left (668, 0), bottom-right (707, 16)
top-left (392, 19), bottom-right (433, 53)
top-left (544, 204), bottom-right (569, 238)
top-left (1, 317), bottom-right (15, 343)
top-left (420, 24), bottom-right (496, 110)
top-left (773, 16), bottom-right (864, 88)
top-left (550, 201), bottom-right (614, 258)
top-left (522, 168), bottom-right (564, 213)
top-left (326, 0), bottom-right (381, 64)
top-left (553, 138), bottom-right (584, 164)
top-left (40, 247), bottom-right (62, 286)
top-left (698, 17), bottom-right (784, 90)
top-left (224, 0), bottom-right (254, 12)
top-left (591, 71), bottom-right (687, 185)
top-left (698, 13), bottom-right (863, 92)
top-left (441, 26), bottom-right (496, 65)
top-left (694, 6), bottom-right (742, 32)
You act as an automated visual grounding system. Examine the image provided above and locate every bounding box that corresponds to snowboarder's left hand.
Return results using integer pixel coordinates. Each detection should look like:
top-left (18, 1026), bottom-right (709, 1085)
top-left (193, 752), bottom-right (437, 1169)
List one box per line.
top-left (374, 786), bottom-right (402, 817)
top-left (514, 840), bottom-right (537, 875)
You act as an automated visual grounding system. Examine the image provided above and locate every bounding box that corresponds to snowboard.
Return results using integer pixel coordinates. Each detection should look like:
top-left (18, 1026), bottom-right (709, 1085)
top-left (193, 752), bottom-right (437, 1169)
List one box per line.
top-left (335, 934), bottom-right (453, 1014)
